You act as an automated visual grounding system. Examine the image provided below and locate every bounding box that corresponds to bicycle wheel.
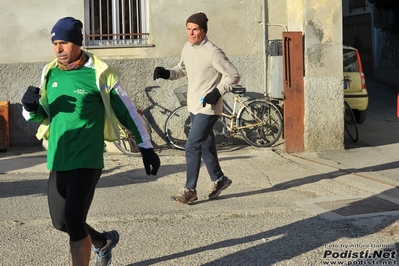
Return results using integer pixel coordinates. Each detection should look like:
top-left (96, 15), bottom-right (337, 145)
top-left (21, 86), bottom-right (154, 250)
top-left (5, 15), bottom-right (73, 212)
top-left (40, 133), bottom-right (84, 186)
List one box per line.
top-left (344, 101), bottom-right (359, 142)
top-left (114, 117), bottom-right (152, 156)
top-left (237, 100), bottom-right (283, 147)
top-left (165, 106), bottom-right (191, 150)
top-left (114, 123), bottom-right (141, 156)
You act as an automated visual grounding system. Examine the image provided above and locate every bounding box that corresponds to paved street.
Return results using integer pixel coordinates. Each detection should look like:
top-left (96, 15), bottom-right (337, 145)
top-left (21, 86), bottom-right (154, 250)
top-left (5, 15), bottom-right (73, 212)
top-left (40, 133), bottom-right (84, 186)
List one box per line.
top-left (1, 77), bottom-right (399, 266)
top-left (0, 145), bottom-right (398, 266)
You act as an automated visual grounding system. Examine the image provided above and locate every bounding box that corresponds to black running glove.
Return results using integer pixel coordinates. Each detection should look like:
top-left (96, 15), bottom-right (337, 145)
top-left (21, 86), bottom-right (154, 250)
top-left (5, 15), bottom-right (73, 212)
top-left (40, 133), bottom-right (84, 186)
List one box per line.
top-left (21, 86), bottom-right (41, 112)
top-left (153, 67), bottom-right (170, 80)
top-left (139, 148), bottom-right (161, 175)
top-left (202, 88), bottom-right (221, 107)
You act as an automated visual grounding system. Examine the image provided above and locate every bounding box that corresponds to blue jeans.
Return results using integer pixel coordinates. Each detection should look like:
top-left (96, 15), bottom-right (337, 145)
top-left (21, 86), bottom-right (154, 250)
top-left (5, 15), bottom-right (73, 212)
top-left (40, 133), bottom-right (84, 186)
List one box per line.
top-left (184, 113), bottom-right (224, 189)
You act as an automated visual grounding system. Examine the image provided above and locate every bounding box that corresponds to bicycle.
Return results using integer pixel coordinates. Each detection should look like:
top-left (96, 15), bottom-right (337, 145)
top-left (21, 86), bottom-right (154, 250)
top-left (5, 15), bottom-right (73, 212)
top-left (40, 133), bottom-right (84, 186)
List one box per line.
top-left (112, 109), bottom-right (152, 156)
top-left (164, 85), bottom-right (283, 150)
top-left (344, 101), bottom-right (359, 142)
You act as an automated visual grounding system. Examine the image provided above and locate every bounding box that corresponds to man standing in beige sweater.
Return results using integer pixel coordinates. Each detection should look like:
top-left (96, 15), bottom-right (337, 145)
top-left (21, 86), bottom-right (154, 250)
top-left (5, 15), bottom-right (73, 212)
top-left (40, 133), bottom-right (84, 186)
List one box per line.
top-left (154, 12), bottom-right (240, 204)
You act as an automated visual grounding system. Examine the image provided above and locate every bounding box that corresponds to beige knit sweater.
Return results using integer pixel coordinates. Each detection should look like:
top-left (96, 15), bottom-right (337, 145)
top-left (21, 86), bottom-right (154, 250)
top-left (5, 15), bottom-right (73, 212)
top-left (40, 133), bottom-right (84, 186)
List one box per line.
top-left (168, 37), bottom-right (240, 115)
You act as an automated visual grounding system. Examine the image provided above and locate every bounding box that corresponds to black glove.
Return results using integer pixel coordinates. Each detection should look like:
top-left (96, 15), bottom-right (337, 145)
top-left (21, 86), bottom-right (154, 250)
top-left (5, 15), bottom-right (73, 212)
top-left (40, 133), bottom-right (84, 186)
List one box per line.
top-left (21, 86), bottom-right (41, 112)
top-left (153, 67), bottom-right (170, 80)
top-left (139, 148), bottom-right (160, 175)
top-left (202, 88), bottom-right (221, 107)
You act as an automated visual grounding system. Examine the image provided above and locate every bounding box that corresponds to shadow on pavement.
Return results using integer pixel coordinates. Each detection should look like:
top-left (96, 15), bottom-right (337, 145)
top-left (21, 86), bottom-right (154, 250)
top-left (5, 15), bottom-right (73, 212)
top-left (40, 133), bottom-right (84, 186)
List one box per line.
top-left (125, 159), bottom-right (399, 265)
top-left (0, 155), bottom-right (253, 198)
top-left (127, 187), bottom-right (399, 265)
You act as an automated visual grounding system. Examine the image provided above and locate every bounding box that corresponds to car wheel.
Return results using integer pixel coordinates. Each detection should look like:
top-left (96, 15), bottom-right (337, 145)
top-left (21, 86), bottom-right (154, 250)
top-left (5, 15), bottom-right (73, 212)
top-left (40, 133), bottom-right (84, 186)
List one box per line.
top-left (353, 109), bottom-right (367, 124)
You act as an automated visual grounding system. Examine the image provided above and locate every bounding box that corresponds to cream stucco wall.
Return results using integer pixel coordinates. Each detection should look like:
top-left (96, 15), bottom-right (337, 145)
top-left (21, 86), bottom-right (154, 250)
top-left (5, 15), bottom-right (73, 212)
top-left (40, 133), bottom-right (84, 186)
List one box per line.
top-left (305, 0), bottom-right (344, 151)
top-left (0, 0), bottom-right (344, 152)
top-left (0, 0), bottom-right (267, 147)
top-left (286, 0), bottom-right (344, 151)
top-left (0, 0), bottom-right (84, 63)
top-left (0, 0), bottom-right (265, 63)
top-left (147, 0), bottom-right (265, 58)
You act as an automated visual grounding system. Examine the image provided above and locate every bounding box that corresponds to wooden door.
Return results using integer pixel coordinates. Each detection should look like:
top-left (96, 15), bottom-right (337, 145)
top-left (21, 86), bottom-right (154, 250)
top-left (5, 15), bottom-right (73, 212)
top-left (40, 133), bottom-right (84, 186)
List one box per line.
top-left (282, 32), bottom-right (304, 153)
top-left (0, 101), bottom-right (10, 150)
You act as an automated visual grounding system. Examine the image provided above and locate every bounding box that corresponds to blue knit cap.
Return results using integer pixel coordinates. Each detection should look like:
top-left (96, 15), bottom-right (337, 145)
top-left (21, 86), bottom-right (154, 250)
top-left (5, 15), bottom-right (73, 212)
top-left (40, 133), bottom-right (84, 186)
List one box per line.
top-left (51, 17), bottom-right (83, 46)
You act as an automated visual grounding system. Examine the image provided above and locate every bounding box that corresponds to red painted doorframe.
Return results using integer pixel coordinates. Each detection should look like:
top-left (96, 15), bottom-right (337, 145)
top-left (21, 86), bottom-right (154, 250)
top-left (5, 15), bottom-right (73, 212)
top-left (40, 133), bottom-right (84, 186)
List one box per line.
top-left (282, 32), bottom-right (304, 153)
top-left (0, 101), bottom-right (10, 150)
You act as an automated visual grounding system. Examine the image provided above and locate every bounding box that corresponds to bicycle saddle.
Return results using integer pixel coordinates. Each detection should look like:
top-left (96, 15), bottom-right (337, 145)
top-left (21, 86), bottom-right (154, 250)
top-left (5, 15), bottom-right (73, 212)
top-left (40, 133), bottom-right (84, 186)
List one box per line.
top-left (232, 86), bottom-right (246, 94)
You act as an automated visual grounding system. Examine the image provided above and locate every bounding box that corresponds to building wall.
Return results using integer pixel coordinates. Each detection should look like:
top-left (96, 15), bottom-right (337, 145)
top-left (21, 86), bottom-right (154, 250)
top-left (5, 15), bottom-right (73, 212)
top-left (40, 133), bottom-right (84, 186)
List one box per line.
top-left (0, 0), bottom-right (344, 152)
top-left (289, 0), bottom-right (344, 151)
top-left (0, 1), bottom-right (84, 64)
top-left (0, 0), bottom-right (266, 147)
top-left (0, 1), bottom-right (265, 63)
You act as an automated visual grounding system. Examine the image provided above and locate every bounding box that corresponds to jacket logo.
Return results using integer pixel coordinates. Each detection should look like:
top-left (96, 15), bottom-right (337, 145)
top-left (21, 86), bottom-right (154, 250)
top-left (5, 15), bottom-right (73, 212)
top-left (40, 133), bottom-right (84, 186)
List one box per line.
top-left (52, 82), bottom-right (58, 88)
top-left (74, 89), bottom-right (88, 95)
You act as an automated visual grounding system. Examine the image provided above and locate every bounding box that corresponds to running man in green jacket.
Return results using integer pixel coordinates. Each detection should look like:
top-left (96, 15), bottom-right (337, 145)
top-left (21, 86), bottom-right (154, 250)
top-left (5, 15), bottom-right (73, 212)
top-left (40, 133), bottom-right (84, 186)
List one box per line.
top-left (21, 17), bottom-right (160, 266)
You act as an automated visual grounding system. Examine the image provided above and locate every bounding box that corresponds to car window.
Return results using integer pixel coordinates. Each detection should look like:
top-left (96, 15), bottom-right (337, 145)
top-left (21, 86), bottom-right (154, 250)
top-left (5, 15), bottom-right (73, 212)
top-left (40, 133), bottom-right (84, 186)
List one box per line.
top-left (343, 49), bottom-right (359, 72)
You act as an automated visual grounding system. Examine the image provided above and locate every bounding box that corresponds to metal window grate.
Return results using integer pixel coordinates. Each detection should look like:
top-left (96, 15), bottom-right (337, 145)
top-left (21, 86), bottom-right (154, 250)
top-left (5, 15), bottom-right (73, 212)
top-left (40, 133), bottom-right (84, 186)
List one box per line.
top-left (86, 0), bottom-right (149, 46)
top-left (349, 0), bottom-right (366, 9)
top-left (315, 196), bottom-right (399, 216)
top-left (266, 40), bottom-right (282, 56)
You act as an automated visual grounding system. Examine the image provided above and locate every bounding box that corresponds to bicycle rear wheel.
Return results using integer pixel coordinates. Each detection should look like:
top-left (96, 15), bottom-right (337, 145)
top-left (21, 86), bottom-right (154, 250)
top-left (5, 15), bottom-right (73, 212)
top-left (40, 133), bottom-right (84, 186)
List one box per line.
top-left (114, 122), bottom-right (141, 156)
top-left (114, 117), bottom-right (152, 156)
top-left (344, 101), bottom-right (359, 142)
top-left (237, 100), bottom-right (283, 147)
top-left (165, 106), bottom-right (191, 150)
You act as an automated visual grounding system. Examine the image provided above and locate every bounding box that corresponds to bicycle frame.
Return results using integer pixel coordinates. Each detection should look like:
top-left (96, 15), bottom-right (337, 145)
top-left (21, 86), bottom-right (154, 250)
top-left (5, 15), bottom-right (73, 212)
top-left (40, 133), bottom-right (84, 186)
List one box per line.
top-left (218, 95), bottom-right (265, 135)
top-left (112, 108), bottom-right (152, 155)
top-left (165, 85), bottom-right (284, 149)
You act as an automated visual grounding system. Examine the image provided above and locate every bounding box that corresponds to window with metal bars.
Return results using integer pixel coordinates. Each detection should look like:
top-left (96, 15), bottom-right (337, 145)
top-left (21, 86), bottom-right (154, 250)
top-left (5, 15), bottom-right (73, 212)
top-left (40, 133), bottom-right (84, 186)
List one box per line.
top-left (84, 0), bottom-right (148, 47)
top-left (349, 0), bottom-right (366, 9)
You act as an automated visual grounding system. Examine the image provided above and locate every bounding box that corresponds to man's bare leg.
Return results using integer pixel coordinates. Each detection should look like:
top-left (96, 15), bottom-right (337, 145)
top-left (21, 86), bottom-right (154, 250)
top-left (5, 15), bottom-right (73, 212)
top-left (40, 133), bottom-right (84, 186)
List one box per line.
top-left (70, 235), bottom-right (91, 266)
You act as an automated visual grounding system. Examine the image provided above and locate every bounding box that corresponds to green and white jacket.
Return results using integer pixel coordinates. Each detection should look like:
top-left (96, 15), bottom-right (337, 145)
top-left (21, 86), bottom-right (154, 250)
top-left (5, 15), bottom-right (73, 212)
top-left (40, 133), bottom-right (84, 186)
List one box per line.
top-left (22, 52), bottom-right (152, 171)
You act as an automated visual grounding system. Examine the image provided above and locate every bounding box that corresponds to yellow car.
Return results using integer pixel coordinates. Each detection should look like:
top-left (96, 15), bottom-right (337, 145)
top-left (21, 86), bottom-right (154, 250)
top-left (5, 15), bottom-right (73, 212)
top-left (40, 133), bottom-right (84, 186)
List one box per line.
top-left (343, 45), bottom-right (369, 124)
